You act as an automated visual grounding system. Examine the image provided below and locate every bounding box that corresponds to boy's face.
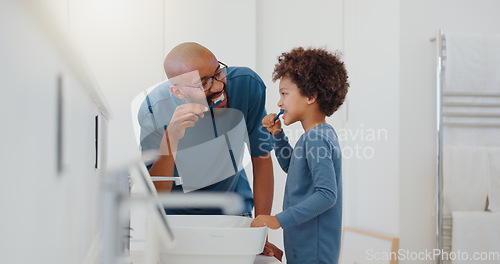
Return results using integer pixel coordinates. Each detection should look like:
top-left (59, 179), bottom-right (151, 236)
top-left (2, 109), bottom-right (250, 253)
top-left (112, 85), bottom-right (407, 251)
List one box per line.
top-left (277, 77), bottom-right (309, 126)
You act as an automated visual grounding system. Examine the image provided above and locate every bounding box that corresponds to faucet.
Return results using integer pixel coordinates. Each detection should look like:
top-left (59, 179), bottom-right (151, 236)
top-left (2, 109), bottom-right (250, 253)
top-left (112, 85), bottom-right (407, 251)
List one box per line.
top-left (150, 176), bottom-right (183, 185)
top-left (101, 155), bottom-right (244, 264)
top-left (132, 152), bottom-right (243, 215)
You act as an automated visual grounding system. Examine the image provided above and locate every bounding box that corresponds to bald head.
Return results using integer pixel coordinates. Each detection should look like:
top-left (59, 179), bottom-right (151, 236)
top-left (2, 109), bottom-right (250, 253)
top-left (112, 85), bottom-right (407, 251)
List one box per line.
top-left (164, 42), bottom-right (215, 79)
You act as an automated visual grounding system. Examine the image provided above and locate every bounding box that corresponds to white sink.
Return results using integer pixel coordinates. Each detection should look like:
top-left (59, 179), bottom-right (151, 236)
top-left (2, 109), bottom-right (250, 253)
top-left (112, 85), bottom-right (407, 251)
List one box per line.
top-left (160, 215), bottom-right (267, 264)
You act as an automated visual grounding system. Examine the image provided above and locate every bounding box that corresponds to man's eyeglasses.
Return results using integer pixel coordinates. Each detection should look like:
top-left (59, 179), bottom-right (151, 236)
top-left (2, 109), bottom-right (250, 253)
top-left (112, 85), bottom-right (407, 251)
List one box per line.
top-left (174, 61), bottom-right (228, 92)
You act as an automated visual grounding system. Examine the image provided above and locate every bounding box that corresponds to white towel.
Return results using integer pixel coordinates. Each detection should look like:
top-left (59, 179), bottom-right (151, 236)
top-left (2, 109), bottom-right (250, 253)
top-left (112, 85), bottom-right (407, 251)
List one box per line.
top-left (488, 147), bottom-right (500, 212)
top-left (445, 32), bottom-right (500, 93)
top-left (443, 146), bottom-right (489, 214)
top-left (451, 211), bottom-right (500, 264)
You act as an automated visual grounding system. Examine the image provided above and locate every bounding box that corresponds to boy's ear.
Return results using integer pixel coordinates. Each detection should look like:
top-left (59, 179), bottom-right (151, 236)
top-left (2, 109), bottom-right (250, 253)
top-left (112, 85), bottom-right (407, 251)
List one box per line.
top-left (170, 85), bottom-right (184, 100)
top-left (307, 93), bottom-right (318, 105)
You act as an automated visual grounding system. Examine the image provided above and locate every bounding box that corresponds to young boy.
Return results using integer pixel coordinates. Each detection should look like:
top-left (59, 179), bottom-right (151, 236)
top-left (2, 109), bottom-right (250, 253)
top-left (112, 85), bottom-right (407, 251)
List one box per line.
top-left (251, 47), bottom-right (349, 264)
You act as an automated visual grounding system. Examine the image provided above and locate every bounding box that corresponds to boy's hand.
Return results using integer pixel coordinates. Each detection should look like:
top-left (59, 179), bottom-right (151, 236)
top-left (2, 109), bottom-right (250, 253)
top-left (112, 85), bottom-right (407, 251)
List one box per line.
top-left (251, 215), bottom-right (281, 230)
top-left (262, 113), bottom-right (282, 136)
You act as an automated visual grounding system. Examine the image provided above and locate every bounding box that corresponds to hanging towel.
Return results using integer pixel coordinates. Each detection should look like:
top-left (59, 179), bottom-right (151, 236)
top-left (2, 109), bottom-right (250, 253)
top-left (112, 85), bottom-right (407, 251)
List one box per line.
top-left (488, 147), bottom-right (500, 212)
top-left (443, 146), bottom-right (489, 214)
top-left (445, 32), bottom-right (500, 93)
top-left (451, 211), bottom-right (500, 264)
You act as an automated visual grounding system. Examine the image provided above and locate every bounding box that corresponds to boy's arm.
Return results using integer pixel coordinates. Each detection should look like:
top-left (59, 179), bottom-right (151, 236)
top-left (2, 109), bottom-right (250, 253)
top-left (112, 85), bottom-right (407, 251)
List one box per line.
top-left (272, 130), bottom-right (293, 173)
top-left (262, 112), bottom-right (292, 173)
top-left (276, 135), bottom-right (338, 228)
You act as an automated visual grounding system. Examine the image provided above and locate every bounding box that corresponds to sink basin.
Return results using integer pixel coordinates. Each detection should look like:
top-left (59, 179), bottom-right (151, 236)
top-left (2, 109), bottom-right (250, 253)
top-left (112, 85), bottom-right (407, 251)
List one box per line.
top-left (160, 215), bottom-right (267, 264)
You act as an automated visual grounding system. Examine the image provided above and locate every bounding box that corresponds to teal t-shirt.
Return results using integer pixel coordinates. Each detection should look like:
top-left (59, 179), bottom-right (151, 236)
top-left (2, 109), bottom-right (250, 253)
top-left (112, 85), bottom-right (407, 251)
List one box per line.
top-left (138, 67), bottom-right (272, 214)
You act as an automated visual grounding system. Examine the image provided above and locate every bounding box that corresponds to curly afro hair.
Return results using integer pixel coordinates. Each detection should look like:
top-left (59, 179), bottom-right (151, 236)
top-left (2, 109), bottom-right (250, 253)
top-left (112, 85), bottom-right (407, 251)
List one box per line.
top-left (272, 47), bottom-right (349, 116)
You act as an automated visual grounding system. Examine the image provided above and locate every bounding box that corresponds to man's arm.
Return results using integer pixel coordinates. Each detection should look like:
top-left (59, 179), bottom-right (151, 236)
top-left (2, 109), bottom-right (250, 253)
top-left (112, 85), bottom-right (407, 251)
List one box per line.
top-left (148, 130), bottom-right (178, 192)
top-left (252, 153), bottom-right (283, 261)
top-left (251, 153), bottom-right (274, 216)
top-left (147, 103), bottom-right (207, 192)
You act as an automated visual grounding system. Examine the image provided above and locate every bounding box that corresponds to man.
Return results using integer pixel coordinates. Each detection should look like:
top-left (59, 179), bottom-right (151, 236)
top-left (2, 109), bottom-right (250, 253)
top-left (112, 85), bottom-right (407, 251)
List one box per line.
top-left (137, 42), bottom-right (282, 259)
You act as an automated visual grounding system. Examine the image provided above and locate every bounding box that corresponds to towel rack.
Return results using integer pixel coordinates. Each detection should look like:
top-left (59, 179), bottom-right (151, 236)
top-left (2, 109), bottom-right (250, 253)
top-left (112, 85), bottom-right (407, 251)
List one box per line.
top-left (442, 96), bottom-right (500, 127)
top-left (436, 29), bottom-right (446, 264)
top-left (436, 29), bottom-right (500, 264)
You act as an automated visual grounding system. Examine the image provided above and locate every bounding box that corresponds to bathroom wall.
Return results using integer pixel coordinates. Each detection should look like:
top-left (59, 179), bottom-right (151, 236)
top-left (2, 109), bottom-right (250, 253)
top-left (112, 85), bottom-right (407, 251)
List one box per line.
top-left (342, 0), bottom-right (401, 236)
top-left (62, 0), bottom-right (403, 255)
top-left (253, 0), bottom-right (402, 252)
top-left (67, 0), bottom-right (166, 167)
top-left (164, 0), bottom-right (257, 71)
top-left (255, 0), bottom-right (347, 251)
top-left (399, 0), bottom-right (500, 262)
top-left (0, 1), bottom-right (109, 263)
top-left (5, 0), bottom-right (500, 263)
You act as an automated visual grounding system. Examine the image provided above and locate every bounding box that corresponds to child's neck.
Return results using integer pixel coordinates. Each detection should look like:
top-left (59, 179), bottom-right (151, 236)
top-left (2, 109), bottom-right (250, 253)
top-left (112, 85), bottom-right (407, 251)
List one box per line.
top-left (301, 113), bottom-right (326, 132)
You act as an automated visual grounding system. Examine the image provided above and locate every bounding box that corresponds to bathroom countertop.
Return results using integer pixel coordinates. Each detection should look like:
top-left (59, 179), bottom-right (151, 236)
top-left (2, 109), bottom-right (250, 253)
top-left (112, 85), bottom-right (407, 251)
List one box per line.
top-left (129, 252), bottom-right (282, 263)
top-left (254, 255), bottom-right (282, 264)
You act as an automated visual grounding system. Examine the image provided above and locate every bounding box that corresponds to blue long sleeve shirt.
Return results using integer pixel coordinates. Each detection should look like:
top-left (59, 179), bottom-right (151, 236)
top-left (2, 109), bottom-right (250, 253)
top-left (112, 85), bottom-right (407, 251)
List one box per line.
top-left (273, 124), bottom-right (342, 264)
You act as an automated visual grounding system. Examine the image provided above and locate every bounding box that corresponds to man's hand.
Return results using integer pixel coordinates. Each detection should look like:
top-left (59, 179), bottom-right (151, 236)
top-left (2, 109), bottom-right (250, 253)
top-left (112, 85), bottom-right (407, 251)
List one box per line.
top-left (251, 215), bottom-right (281, 229)
top-left (252, 216), bottom-right (283, 261)
top-left (262, 241), bottom-right (283, 261)
top-left (262, 113), bottom-right (282, 136)
top-left (166, 103), bottom-right (208, 143)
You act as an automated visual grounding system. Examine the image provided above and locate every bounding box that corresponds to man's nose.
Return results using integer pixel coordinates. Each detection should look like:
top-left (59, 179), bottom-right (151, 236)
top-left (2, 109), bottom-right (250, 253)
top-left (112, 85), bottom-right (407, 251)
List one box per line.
top-left (277, 99), bottom-right (283, 108)
top-left (209, 78), bottom-right (224, 93)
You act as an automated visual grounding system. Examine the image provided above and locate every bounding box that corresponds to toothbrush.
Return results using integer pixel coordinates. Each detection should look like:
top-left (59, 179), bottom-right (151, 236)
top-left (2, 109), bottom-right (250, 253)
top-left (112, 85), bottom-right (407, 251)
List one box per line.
top-left (273, 109), bottom-right (284, 122)
top-left (209, 100), bottom-right (222, 109)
